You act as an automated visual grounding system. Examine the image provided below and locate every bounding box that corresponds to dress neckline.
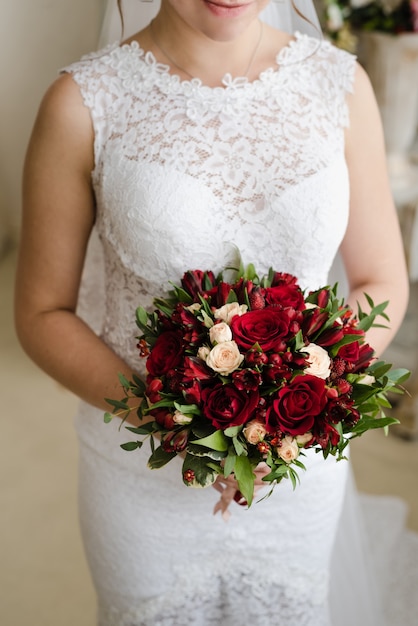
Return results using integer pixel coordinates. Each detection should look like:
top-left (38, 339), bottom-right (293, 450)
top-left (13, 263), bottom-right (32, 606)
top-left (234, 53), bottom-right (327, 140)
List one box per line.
top-left (109, 31), bottom-right (323, 93)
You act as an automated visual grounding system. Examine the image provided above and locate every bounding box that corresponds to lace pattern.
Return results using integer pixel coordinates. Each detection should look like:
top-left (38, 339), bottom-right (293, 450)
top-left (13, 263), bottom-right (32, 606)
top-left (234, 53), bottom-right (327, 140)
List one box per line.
top-left (65, 34), bottom-right (356, 369)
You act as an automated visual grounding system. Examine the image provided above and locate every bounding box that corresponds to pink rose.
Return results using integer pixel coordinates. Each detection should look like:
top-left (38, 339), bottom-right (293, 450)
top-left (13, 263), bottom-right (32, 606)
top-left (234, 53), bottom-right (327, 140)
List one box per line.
top-left (243, 419), bottom-right (268, 444)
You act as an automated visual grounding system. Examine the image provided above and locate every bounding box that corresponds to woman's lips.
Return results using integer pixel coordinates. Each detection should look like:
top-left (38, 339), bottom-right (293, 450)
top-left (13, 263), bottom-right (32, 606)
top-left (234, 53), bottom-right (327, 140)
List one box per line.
top-left (203, 0), bottom-right (252, 17)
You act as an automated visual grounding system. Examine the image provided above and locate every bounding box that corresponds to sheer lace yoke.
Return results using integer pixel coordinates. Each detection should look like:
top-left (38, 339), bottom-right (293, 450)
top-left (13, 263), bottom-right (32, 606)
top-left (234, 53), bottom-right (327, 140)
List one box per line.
top-left (83, 31), bottom-right (322, 93)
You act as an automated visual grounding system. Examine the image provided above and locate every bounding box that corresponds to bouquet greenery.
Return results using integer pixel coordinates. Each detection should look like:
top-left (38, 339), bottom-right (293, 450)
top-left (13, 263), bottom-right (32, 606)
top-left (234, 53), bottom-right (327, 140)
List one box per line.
top-left (105, 260), bottom-right (409, 507)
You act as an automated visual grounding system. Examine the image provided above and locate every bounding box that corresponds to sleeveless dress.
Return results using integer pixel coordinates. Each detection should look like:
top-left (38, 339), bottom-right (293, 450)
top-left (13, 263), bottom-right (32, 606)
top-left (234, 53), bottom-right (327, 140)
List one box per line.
top-left (64, 34), bottom-right (418, 626)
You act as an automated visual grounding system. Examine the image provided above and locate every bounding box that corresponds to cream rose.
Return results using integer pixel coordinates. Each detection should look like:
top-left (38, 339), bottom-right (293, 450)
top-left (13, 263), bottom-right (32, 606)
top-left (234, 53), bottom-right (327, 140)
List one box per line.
top-left (206, 341), bottom-right (244, 375)
top-left (296, 432), bottom-right (313, 447)
top-left (303, 343), bottom-right (331, 379)
top-left (243, 420), bottom-right (268, 444)
top-left (197, 346), bottom-right (210, 361)
top-left (214, 302), bottom-right (248, 325)
top-left (173, 410), bottom-right (193, 425)
top-left (209, 322), bottom-right (233, 345)
top-left (277, 436), bottom-right (300, 463)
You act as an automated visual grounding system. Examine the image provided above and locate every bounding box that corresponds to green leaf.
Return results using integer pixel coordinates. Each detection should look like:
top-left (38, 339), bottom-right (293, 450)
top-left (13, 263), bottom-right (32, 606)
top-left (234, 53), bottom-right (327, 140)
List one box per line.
top-left (147, 446), bottom-right (177, 469)
top-left (186, 443), bottom-right (227, 460)
top-left (174, 402), bottom-right (201, 416)
top-left (386, 368), bottom-right (410, 385)
top-left (368, 361), bottom-right (393, 379)
top-left (182, 454), bottom-right (218, 488)
top-left (117, 373), bottom-right (131, 389)
top-left (125, 423), bottom-right (157, 436)
top-left (351, 416), bottom-right (399, 436)
top-left (104, 412), bottom-right (113, 423)
top-left (223, 450), bottom-right (236, 477)
top-left (234, 456), bottom-right (256, 506)
top-left (104, 397), bottom-right (129, 412)
top-left (226, 290), bottom-right (238, 304)
top-left (120, 441), bottom-right (142, 452)
top-left (224, 426), bottom-right (242, 437)
top-left (201, 310), bottom-right (214, 328)
top-left (132, 374), bottom-right (147, 395)
top-left (169, 285), bottom-right (194, 304)
top-left (288, 467), bottom-right (300, 490)
top-left (232, 436), bottom-right (246, 456)
top-left (190, 430), bottom-right (229, 451)
top-left (136, 306), bottom-right (150, 328)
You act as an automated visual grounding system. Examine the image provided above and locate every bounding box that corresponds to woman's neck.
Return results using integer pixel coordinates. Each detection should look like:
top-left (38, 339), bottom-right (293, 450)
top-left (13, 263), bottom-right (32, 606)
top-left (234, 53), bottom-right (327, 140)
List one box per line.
top-left (129, 7), bottom-right (292, 88)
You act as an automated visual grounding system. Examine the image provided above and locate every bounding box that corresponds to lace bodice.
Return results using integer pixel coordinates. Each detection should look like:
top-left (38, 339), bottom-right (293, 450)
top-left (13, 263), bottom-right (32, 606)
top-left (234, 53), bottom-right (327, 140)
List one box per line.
top-left (65, 33), bottom-right (356, 371)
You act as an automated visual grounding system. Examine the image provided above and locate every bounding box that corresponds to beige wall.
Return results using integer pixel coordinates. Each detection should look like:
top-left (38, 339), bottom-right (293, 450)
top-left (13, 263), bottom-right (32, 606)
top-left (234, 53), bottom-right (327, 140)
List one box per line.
top-left (0, 0), bottom-right (104, 246)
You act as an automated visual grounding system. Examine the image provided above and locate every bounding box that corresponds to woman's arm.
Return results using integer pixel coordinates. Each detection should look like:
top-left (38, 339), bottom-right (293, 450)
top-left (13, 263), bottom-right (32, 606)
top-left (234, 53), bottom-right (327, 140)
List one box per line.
top-left (341, 62), bottom-right (409, 356)
top-left (15, 74), bottom-right (140, 419)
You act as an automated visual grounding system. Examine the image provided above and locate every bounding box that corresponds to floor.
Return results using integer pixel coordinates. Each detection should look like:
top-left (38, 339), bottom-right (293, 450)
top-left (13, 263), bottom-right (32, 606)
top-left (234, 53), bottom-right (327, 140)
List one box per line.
top-left (1, 246), bottom-right (417, 626)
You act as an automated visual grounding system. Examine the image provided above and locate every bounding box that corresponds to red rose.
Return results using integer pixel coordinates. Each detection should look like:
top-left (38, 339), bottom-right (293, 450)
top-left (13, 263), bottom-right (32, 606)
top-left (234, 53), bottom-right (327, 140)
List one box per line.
top-left (266, 374), bottom-right (327, 435)
top-left (231, 309), bottom-right (294, 352)
top-left (146, 331), bottom-right (183, 377)
top-left (201, 383), bottom-right (259, 430)
top-left (265, 284), bottom-right (305, 311)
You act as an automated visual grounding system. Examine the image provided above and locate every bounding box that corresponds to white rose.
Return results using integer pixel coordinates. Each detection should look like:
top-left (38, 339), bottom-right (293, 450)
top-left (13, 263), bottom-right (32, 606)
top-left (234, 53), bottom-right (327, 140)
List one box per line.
top-left (357, 374), bottom-right (376, 385)
top-left (209, 322), bottom-right (233, 344)
top-left (277, 436), bottom-right (300, 463)
top-left (173, 410), bottom-right (193, 425)
top-left (206, 341), bottom-right (244, 375)
top-left (197, 346), bottom-right (210, 361)
top-left (303, 343), bottom-right (331, 380)
top-left (214, 302), bottom-right (248, 325)
top-left (304, 302), bottom-right (318, 310)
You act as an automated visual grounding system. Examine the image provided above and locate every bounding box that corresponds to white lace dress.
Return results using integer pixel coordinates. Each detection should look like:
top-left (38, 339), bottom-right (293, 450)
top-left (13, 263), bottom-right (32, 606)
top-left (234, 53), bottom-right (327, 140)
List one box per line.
top-left (64, 34), bottom-right (418, 626)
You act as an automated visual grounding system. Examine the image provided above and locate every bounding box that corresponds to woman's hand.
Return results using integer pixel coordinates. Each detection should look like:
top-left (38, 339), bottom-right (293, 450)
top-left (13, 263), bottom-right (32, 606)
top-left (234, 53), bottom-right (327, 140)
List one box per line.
top-left (212, 462), bottom-right (271, 521)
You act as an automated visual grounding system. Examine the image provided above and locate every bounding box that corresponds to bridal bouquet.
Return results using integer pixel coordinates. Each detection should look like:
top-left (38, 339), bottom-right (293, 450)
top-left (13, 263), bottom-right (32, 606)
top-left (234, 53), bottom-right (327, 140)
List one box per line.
top-left (105, 261), bottom-right (408, 506)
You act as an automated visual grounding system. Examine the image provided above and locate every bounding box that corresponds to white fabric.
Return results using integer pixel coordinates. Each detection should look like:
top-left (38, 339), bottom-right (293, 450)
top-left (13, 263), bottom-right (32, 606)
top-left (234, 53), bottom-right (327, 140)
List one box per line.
top-left (66, 33), bottom-right (418, 626)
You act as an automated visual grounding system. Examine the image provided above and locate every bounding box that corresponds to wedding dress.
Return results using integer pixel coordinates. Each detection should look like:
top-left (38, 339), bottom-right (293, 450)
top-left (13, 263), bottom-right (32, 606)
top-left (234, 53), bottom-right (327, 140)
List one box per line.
top-left (65, 33), bottom-right (418, 626)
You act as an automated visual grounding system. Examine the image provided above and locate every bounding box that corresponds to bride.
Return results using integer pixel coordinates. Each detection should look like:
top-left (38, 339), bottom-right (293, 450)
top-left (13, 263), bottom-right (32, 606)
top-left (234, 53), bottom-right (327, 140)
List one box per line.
top-left (15, 0), bottom-right (416, 624)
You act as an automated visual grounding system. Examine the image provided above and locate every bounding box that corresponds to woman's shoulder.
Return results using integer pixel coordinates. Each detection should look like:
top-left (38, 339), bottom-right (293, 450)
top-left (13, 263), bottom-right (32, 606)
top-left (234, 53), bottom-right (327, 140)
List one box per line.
top-left (61, 42), bottom-right (122, 81)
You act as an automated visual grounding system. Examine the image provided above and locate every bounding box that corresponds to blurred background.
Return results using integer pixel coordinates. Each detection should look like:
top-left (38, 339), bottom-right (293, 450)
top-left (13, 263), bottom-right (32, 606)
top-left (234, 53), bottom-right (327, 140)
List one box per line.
top-left (1, 1), bottom-right (417, 624)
